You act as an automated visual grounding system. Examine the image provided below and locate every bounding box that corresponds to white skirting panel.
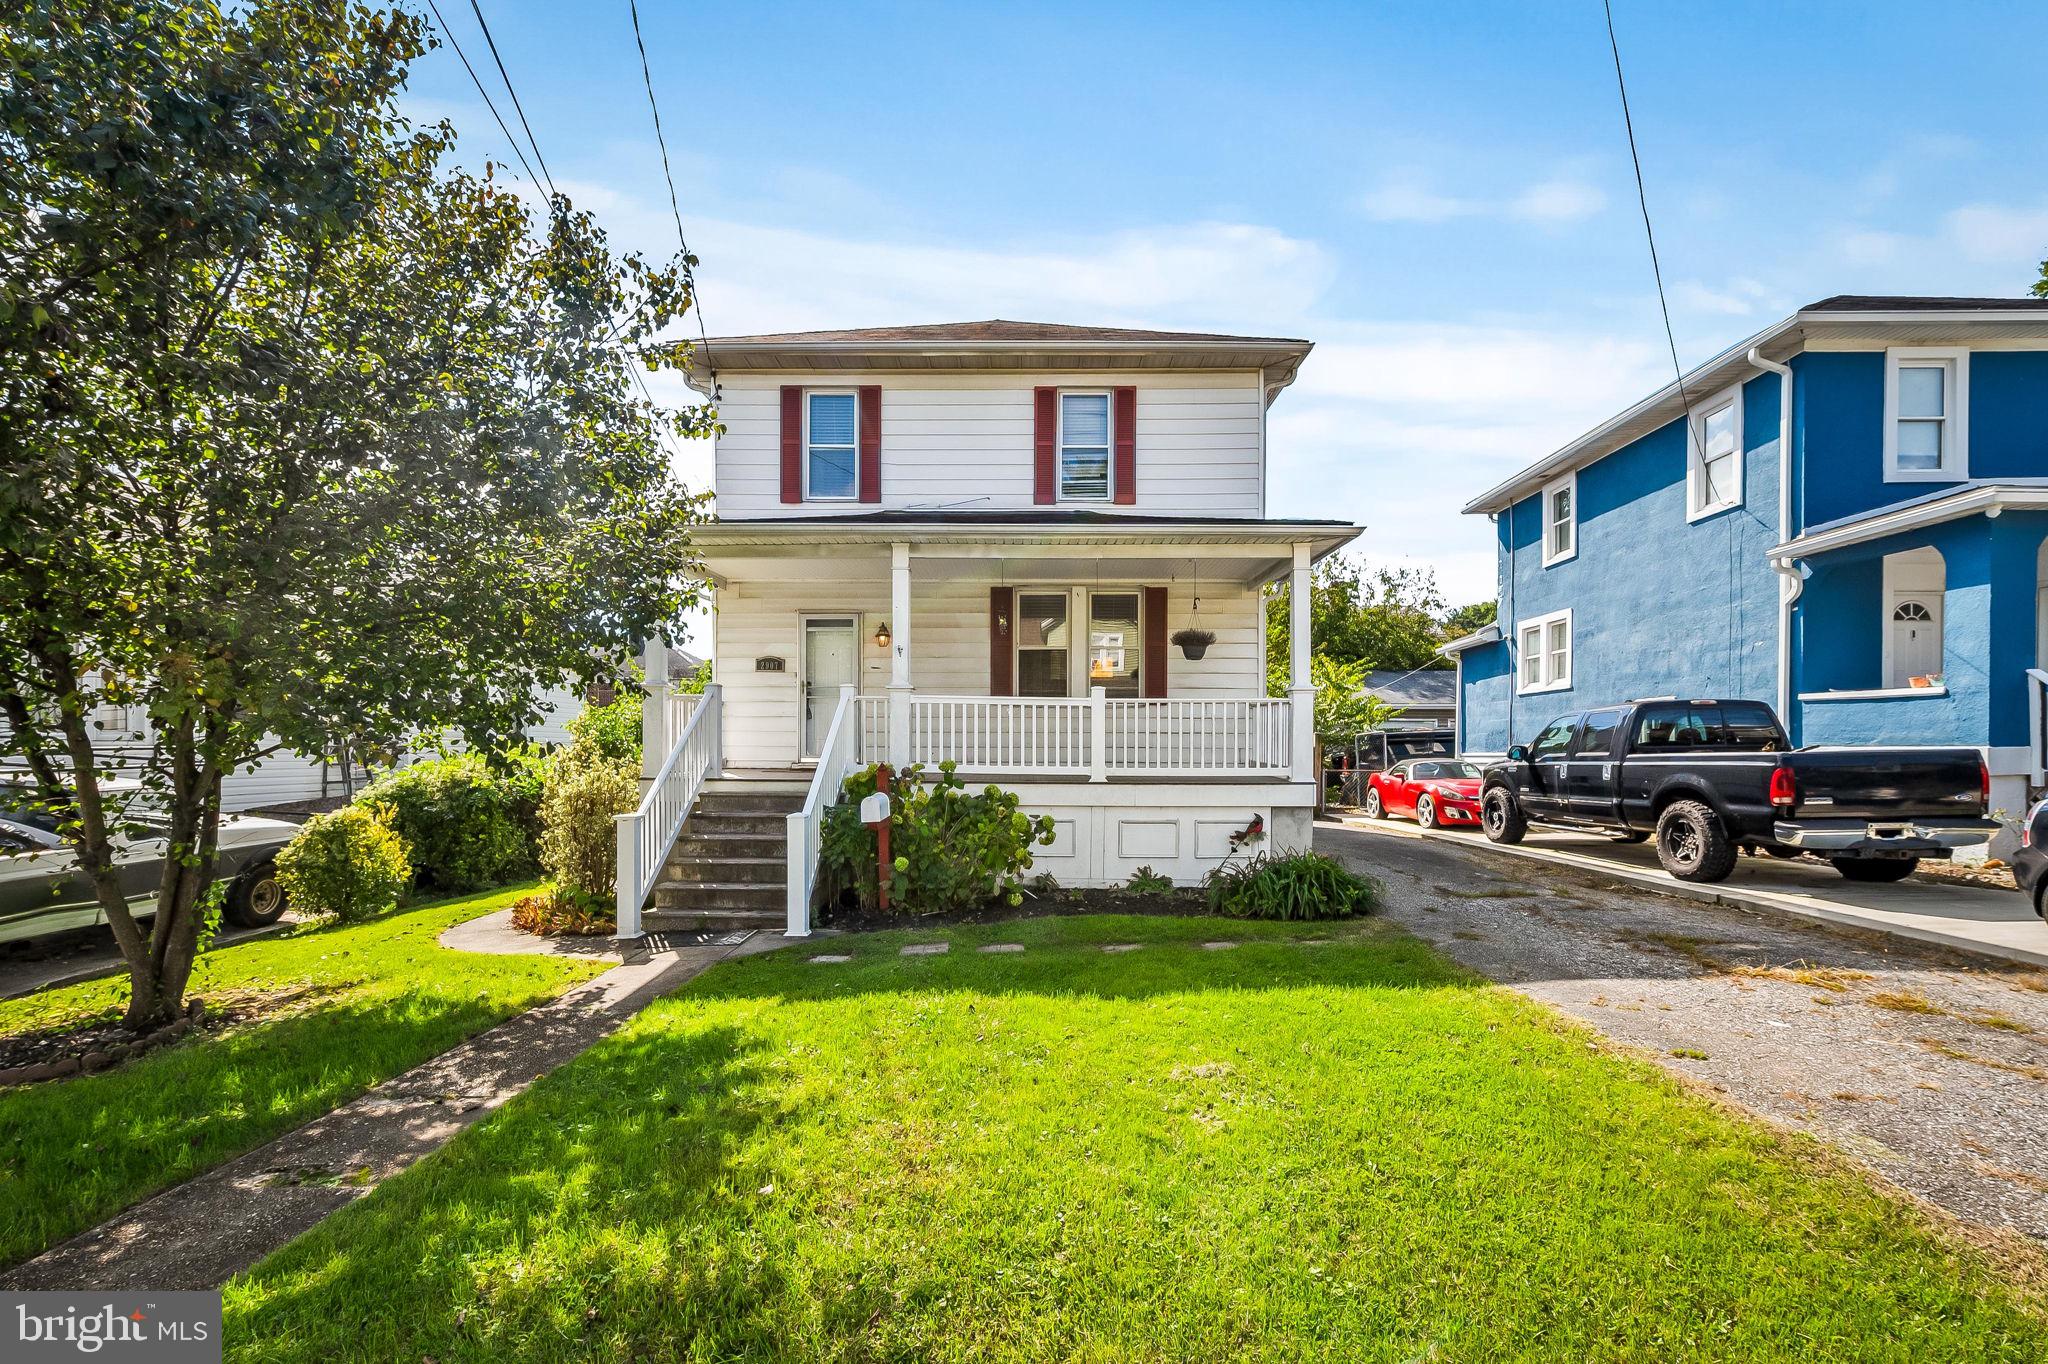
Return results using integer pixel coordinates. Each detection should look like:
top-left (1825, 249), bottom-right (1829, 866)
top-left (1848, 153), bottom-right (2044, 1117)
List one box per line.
top-left (1002, 780), bottom-right (1315, 887)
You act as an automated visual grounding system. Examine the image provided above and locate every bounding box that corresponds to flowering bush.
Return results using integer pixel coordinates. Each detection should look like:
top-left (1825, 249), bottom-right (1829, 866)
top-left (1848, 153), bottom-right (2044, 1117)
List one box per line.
top-left (510, 887), bottom-right (615, 936)
top-left (820, 762), bottom-right (1056, 917)
top-left (538, 744), bottom-right (639, 902)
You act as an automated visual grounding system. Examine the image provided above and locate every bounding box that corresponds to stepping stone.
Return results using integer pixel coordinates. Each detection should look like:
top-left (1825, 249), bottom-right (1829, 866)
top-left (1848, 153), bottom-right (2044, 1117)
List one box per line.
top-left (1201, 941), bottom-right (1239, 951)
top-left (808, 954), bottom-right (853, 964)
top-left (1102, 943), bottom-right (1143, 953)
top-left (900, 942), bottom-right (950, 956)
top-left (977, 943), bottom-right (1025, 954)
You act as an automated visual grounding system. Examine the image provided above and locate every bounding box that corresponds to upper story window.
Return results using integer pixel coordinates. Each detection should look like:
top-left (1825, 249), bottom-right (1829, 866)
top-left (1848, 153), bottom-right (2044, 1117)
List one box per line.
top-left (1059, 392), bottom-right (1112, 500)
top-left (1516, 608), bottom-right (1572, 693)
top-left (1541, 473), bottom-right (1576, 566)
top-left (804, 390), bottom-right (859, 499)
top-left (1883, 347), bottom-right (1968, 482)
top-left (1687, 385), bottom-right (1743, 521)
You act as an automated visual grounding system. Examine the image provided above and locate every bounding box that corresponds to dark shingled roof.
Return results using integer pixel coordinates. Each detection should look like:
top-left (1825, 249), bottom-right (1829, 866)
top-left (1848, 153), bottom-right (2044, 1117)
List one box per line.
top-left (704, 510), bottom-right (1354, 528)
top-left (1360, 669), bottom-right (1457, 709)
top-left (701, 319), bottom-right (1310, 346)
top-left (1804, 295), bottom-right (2048, 312)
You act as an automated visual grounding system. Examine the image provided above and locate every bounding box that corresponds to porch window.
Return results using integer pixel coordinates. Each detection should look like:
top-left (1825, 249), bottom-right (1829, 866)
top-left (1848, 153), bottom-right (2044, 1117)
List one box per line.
top-left (1059, 392), bottom-right (1112, 500)
top-left (1542, 473), bottom-right (1575, 566)
top-left (804, 390), bottom-right (858, 499)
top-left (1884, 348), bottom-right (1968, 481)
top-left (1016, 591), bottom-right (1071, 697)
top-left (1687, 387), bottom-right (1742, 520)
top-left (1087, 591), bottom-right (1142, 698)
top-left (1516, 608), bottom-right (1571, 694)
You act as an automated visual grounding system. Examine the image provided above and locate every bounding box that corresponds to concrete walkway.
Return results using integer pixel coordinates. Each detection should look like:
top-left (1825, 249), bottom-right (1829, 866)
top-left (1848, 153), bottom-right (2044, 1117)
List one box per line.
top-left (1338, 815), bottom-right (2048, 969)
top-left (1, 931), bottom-right (788, 1291)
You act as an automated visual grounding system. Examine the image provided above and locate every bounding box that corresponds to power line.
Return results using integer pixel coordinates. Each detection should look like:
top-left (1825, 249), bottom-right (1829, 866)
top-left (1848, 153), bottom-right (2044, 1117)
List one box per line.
top-left (466, 0), bottom-right (558, 200)
top-left (628, 0), bottom-right (715, 393)
top-left (421, 0), bottom-right (543, 193)
top-left (1603, 0), bottom-right (1690, 418)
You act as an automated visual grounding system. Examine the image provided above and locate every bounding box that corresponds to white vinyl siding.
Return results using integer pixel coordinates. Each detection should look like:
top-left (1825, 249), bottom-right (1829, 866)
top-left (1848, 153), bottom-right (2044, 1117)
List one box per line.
top-left (1515, 608), bottom-right (1571, 694)
top-left (1883, 347), bottom-right (1968, 481)
top-left (711, 372), bottom-right (1264, 518)
top-left (1687, 385), bottom-right (1743, 521)
top-left (1541, 473), bottom-right (1576, 566)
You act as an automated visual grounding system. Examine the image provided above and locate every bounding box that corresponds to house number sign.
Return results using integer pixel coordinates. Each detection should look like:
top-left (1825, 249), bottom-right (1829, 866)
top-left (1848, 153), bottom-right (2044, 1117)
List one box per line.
top-left (755, 656), bottom-right (786, 672)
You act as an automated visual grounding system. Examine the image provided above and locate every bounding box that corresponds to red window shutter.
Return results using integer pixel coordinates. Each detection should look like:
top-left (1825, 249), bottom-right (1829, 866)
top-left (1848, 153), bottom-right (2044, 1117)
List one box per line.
top-left (1113, 386), bottom-right (1137, 505)
top-left (1033, 387), bottom-right (1057, 504)
top-left (779, 386), bottom-right (803, 503)
top-left (1142, 585), bottom-right (1167, 697)
top-left (990, 587), bottom-right (1014, 696)
top-left (858, 385), bottom-right (882, 503)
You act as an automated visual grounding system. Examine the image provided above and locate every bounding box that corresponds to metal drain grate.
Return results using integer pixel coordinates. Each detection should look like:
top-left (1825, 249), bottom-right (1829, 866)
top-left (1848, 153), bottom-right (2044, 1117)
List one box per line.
top-left (646, 929), bottom-right (757, 951)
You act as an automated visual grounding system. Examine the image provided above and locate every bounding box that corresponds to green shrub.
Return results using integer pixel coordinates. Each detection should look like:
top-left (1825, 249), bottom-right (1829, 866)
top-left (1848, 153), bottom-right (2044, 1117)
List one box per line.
top-left (355, 753), bottom-right (532, 892)
top-left (494, 741), bottom-right (555, 844)
top-left (821, 762), bottom-right (1055, 917)
top-left (538, 746), bottom-right (639, 902)
top-left (275, 805), bottom-right (412, 922)
top-left (1124, 865), bottom-right (1175, 897)
top-left (1204, 851), bottom-right (1380, 921)
top-left (567, 685), bottom-right (643, 762)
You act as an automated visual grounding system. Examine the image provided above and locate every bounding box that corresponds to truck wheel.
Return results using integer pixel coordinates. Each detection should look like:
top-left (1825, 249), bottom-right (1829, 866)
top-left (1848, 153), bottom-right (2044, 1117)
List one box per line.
top-left (1831, 857), bottom-right (1917, 884)
top-left (224, 860), bottom-right (289, 928)
top-left (1481, 788), bottom-right (1526, 844)
top-left (1416, 794), bottom-right (1441, 830)
top-left (1364, 788), bottom-right (1384, 819)
top-left (1655, 800), bottom-right (1737, 882)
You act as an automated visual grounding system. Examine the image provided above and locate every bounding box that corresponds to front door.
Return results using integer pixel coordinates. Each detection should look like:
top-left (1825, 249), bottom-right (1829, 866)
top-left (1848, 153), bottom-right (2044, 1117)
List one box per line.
top-left (1888, 596), bottom-right (1942, 686)
top-left (801, 616), bottom-right (857, 759)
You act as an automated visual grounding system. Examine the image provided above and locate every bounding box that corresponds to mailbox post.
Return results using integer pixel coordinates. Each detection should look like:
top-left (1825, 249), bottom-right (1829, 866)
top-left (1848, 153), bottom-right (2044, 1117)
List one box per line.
top-left (860, 765), bottom-right (895, 912)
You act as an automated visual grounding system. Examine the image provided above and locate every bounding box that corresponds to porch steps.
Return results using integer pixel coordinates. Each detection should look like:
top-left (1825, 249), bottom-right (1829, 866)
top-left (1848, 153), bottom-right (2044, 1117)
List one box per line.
top-left (643, 776), bottom-right (808, 933)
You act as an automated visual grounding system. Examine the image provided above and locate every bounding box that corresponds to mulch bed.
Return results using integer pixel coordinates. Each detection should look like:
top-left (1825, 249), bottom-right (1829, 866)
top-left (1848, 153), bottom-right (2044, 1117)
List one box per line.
top-left (822, 885), bottom-right (1214, 934)
top-left (0, 984), bottom-right (329, 1087)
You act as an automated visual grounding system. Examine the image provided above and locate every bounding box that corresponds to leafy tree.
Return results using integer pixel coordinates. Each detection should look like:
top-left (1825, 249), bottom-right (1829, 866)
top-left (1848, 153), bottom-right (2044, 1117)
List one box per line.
top-left (675, 658), bottom-right (712, 694)
top-left (2034, 258), bottom-right (2048, 297)
top-left (0, 1), bottom-right (710, 1027)
top-left (1309, 656), bottom-right (1400, 742)
top-left (1265, 555), bottom-right (1449, 695)
top-left (1440, 600), bottom-right (1498, 638)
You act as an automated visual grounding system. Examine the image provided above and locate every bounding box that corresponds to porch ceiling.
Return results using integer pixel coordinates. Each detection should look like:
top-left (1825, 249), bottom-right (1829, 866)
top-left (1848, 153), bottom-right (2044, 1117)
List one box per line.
top-left (695, 516), bottom-right (1361, 588)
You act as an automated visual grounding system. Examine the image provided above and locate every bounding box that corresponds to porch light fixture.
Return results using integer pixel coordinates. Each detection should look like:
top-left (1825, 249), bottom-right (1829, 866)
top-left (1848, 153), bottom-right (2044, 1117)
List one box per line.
top-left (873, 622), bottom-right (892, 649)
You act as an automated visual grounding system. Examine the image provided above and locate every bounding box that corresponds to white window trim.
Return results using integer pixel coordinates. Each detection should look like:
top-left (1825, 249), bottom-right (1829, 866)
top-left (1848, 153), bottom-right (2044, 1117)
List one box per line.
top-left (1685, 383), bottom-right (1744, 522)
top-left (1882, 347), bottom-right (1969, 483)
top-left (1540, 472), bottom-right (1576, 567)
top-left (1057, 390), bottom-right (1114, 503)
top-left (1514, 607), bottom-right (1573, 695)
top-left (802, 389), bottom-right (860, 502)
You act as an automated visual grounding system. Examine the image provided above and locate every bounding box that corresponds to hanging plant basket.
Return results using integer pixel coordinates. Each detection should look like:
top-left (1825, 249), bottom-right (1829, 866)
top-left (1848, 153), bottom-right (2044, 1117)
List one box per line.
top-left (1171, 628), bottom-right (1216, 661)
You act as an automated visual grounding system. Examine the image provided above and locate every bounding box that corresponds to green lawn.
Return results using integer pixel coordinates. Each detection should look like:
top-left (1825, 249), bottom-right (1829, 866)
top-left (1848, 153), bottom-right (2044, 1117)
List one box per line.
top-left (0, 883), bottom-right (604, 1269)
top-left (225, 915), bottom-right (2042, 1362)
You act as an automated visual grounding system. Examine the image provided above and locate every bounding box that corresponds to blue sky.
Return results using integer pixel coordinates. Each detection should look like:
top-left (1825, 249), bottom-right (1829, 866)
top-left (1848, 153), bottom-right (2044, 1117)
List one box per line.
top-left (403, 1), bottom-right (2048, 620)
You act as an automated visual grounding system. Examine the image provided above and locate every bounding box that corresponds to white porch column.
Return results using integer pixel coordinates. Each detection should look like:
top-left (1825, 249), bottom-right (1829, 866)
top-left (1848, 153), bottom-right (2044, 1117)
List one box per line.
top-left (1288, 541), bottom-right (1316, 784)
top-left (888, 541), bottom-right (912, 768)
top-left (639, 633), bottom-right (669, 787)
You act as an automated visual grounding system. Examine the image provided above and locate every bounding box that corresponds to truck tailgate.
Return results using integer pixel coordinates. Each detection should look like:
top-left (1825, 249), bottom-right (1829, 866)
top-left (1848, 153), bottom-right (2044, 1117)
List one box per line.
top-left (1786, 747), bottom-right (1985, 821)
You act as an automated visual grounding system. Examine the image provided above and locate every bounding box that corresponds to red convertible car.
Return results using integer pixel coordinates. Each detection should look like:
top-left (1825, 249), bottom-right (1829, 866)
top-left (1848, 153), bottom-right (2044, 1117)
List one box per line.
top-left (1363, 759), bottom-right (1484, 829)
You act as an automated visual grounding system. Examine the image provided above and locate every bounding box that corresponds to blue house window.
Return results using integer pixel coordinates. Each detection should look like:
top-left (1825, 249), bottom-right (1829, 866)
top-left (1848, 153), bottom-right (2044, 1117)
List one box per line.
top-left (1542, 473), bottom-right (1576, 566)
top-left (1687, 386), bottom-right (1742, 521)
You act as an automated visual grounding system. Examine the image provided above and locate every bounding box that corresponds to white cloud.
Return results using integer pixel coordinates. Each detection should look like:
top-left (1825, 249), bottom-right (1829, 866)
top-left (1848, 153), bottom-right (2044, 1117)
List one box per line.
top-left (1671, 276), bottom-right (1781, 317)
top-left (1508, 179), bottom-right (1606, 224)
top-left (1355, 174), bottom-right (1605, 226)
top-left (1943, 202), bottom-right (2048, 264)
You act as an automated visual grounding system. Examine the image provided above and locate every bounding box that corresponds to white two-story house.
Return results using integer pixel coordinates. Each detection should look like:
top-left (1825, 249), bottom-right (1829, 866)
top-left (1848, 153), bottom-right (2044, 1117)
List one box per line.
top-left (615, 320), bottom-right (1360, 938)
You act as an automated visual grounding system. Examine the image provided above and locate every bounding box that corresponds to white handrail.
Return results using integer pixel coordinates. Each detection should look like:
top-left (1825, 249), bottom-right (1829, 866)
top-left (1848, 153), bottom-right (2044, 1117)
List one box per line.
top-left (786, 685), bottom-right (861, 937)
top-left (613, 684), bottom-right (722, 940)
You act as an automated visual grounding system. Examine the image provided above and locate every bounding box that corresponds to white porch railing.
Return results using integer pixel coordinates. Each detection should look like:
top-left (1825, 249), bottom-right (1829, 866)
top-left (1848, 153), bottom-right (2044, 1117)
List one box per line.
top-left (786, 685), bottom-right (861, 937)
top-left (2028, 668), bottom-right (2048, 786)
top-left (858, 689), bottom-right (1294, 781)
top-left (614, 684), bottom-right (722, 940)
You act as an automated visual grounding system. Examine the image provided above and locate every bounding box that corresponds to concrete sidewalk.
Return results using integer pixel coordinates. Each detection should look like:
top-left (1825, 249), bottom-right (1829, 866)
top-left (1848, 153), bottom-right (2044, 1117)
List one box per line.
top-left (1334, 815), bottom-right (2048, 969)
top-left (1, 931), bottom-right (790, 1291)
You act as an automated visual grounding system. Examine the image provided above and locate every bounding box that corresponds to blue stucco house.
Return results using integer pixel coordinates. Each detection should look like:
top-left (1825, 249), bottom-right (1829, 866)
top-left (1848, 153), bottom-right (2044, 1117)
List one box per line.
top-left (1445, 295), bottom-right (2048, 833)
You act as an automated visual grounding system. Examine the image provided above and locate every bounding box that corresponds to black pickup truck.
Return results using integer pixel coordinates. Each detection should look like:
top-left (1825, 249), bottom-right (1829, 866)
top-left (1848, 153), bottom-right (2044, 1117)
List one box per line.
top-left (1479, 699), bottom-right (1997, 884)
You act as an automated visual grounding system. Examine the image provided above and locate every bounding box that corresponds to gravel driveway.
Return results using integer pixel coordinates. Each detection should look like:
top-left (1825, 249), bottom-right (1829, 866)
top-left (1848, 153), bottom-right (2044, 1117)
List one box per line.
top-left (1318, 820), bottom-right (2048, 1245)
